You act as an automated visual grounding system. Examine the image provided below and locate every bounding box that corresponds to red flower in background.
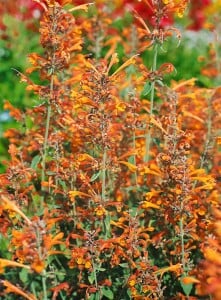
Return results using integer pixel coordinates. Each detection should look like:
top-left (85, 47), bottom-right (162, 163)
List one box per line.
top-left (0, 0), bottom-right (213, 33)
top-left (72, 0), bottom-right (211, 31)
top-left (0, 0), bottom-right (42, 32)
top-left (121, 0), bottom-right (174, 27)
top-left (188, 0), bottom-right (211, 30)
top-left (19, 0), bottom-right (42, 20)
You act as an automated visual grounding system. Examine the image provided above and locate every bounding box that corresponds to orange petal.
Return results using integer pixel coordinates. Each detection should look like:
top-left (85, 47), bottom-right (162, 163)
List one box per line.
top-left (3, 280), bottom-right (36, 300)
top-left (181, 276), bottom-right (200, 284)
top-left (118, 161), bottom-right (137, 172)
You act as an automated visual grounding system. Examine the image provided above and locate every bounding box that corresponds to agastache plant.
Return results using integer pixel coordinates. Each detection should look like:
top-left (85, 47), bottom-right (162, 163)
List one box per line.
top-left (0, 1), bottom-right (220, 299)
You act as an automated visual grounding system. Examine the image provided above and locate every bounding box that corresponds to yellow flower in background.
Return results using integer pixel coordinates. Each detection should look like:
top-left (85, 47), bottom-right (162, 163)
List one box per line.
top-left (94, 205), bottom-right (106, 217)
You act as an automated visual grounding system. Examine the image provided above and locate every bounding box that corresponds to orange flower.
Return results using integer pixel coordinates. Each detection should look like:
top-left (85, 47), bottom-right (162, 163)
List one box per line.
top-left (3, 101), bottom-right (23, 121)
top-left (2, 280), bottom-right (36, 300)
top-left (84, 260), bottom-right (92, 269)
top-left (181, 276), bottom-right (200, 284)
top-left (69, 190), bottom-right (91, 201)
top-left (204, 248), bottom-right (221, 265)
top-left (0, 259), bottom-right (31, 274)
top-left (141, 201), bottom-right (160, 210)
top-left (31, 259), bottom-right (45, 273)
top-left (94, 205), bottom-right (106, 217)
top-left (154, 263), bottom-right (182, 278)
top-left (128, 275), bottom-right (137, 287)
top-left (1, 196), bottom-right (32, 225)
top-left (118, 161), bottom-right (137, 172)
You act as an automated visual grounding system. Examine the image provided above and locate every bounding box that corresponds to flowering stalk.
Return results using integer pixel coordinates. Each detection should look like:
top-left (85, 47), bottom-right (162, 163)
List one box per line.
top-left (41, 78), bottom-right (53, 185)
top-left (101, 147), bottom-right (107, 203)
top-left (144, 43), bottom-right (158, 163)
top-left (40, 4), bottom-right (56, 201)
top-left (35, 225), bottom-right (47, 300)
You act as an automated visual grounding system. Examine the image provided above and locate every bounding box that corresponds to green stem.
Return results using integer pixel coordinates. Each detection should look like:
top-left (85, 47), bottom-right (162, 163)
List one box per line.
top-left (101, 147), bottom-right (109, 239)
top-left (41, 3), bottom-right (56, 202)
top-left (101, 148), bottom-right (107, 203)
top-left (41, 270), bottom-right (48, 300)
top-left (180, 216), bottom-right (186, 273)
top-left (91, 255), bottom-right (99, 296)
top-left (36, 227), bottom-right (48, 300)
top-left (193, 96), bottom-right (212, 189)
top-left (41, 104), bottom-right (51, 200)
top-left (144, 43), bottom-right (158, 163)
top-left (132, 130), bottom-right (138, 186)
top-left (70, 178), bottom-right (77, 219)
top-left (41, 74), bottom-right (54, 185)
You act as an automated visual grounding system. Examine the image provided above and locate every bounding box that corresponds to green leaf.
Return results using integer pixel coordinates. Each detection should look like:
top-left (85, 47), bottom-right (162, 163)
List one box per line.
top-left (46, 171), bottom-right (56, 175)
top-left (90, 171), bottom-right (101, 182)
top-left (89, 294), bottom-right (95, 300)
top-left (104, 213), bottom-right (111, 233)
top-left (58, 179), bottom-right (67, 190)
top-left (127, 289), bottom-right (132, 298)
top-left (31, 155), bottom-right (41, 169)
top-left (88, 272), bottom-right (95, 285)
top-left (102, 287), bottom-right (114, 300)
top-left (126, 64), bottom-right (136, 75)
top-left (19, 268), bottom-right (28, 283)
top-left (180, 276), bottom-right (193, 296)
top-left (142, 82), bottom-right (151, 96)
top-left (0, 234), bottom-right (10, 258)
top-left (155, 79), bottom-right (164, 86)
top-left (96, 267), bottom-right (106, 272)
top-left (119, 263), bottom-right (129, 268)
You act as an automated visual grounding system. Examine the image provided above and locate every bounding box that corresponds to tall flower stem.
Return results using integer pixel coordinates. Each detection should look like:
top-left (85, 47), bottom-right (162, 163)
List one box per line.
top-left (101, 147), bottom-right (107, 203)
top-left (40, 4), bottom-right (56, 206)
top-left (40, 71), bottom-right (54, 209)
top-left (101, 147), bottom-right (110, 240)
top-left (144, 43), bottom-right (158, 163)
top-left (41, 102), bottom-right (52, 184)
top-left (132, 130), bottom-right (138, 186)
top-left (180, 216), bottom-right (186, 273)
top-left (41, 270), bottom-right (48, 300)
top-left (36, 227), bottom-right (48, 300)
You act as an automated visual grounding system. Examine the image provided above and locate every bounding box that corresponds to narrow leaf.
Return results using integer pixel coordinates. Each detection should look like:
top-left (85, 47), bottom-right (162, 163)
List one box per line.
top-left (102, 287), bottom-right (114, 300)
top-left (180, 276), bottom-right (193, 296)
top-left (31, 155), bottom-right (41, 169)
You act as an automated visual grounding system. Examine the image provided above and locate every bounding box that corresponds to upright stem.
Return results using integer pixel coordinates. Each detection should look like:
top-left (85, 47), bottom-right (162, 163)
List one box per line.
top-left (41, 270), bottom-right (48, 300)
top-left (101, 147), bottom-right (107, 203)
top-left (200, 97), bottom-right (212, 170)
top-left (36, 227), bottom-right (48, 300)
top-left (92, 256), bottom-right (98, 289)
top-left (193, 96), bottom-right (212, 189)
top-left (41, 4), bottom-right (56, 199)
top-left (41, 103), bottom-right (52, 184)
top-left (40, 74), bottom-right (54, 210)
top-left (132, 131), bottom-right (138, 186)
top-left (180, 216), bottom-right (186, 273)
top-left (144, 43), bottom-right (158, 163)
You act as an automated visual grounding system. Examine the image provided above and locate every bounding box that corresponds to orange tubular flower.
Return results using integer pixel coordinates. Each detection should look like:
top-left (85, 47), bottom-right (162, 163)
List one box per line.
top-left (1, 196), bottom-right (32, 225)
top-left (1, 280), bottom-right (36, 300)
top-left (0, 259), bottom-right (31, 274)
